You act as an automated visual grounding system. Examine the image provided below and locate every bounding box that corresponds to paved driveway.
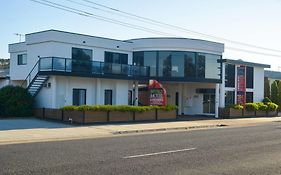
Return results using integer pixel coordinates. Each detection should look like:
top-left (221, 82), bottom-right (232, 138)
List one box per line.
top-left (0, 118), bottom-right (72, 131)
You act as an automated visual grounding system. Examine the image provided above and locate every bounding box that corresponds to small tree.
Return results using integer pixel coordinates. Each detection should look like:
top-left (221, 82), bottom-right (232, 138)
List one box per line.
top-left (0, 86), bottom-right (34, 117)
top-left (264, 78), bottom-right (270, 99)
top-left (270, 81), bottom-right (279, 105)
top-left (277, 80), bottom-right (281, 109)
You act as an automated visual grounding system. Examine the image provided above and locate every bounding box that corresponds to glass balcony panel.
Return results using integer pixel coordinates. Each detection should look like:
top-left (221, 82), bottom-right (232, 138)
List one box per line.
top-left (66, 59), bottom-right (72, 72)
top-left (40, 58), bottom-right (52, 71)
top-left (111, 63), bottom-right (121, 74)
top-left (92, 62), bottom-right (101, 74)
top-left (53, 57), bottom-right (65, 71)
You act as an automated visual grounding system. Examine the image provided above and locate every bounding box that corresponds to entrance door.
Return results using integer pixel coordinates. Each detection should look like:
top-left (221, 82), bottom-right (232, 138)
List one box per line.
top-left (203, 94), bottom-right (215, 114)
top-left (175, 92), bottom-right (179, 115)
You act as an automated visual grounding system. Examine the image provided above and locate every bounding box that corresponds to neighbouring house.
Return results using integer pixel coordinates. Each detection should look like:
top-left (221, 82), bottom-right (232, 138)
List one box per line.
top-left (8, 29), bottom-right (270, 118)
top-left (0, 59), bottom-right (10, 88)
top-left (264, 70), bottom-right (281, 97)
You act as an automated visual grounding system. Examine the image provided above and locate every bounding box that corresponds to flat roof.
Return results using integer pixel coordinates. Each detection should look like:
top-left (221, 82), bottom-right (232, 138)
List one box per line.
top-left (223, 59), bottom-right (270, 68)
top-left (265, 70), bottom-right (281, 79)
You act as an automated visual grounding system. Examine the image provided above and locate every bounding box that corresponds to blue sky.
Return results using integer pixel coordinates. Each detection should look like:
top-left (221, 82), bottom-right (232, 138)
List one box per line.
top-left (1, 0), bottom-right (281, 70)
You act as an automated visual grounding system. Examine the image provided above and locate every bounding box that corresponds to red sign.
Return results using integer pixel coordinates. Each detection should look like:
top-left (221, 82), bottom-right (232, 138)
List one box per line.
top-left (148, 80), bottom-right (167, 106)
top-left (236, 66), bottom-right (246, 105)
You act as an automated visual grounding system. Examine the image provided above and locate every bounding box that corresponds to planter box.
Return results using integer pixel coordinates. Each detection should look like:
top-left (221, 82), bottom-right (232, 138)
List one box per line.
top-left (255, 110), bottom-right (267, 117)
top-left (84, 111), bottom-right (108, 123)
top-left (243, 110), bottom-right (255, 117)
top-left (267, 110), bottom-right (278, 117)
top-left (63, 110), bottom-right (84, 124)
top-left (33, 108), bottom-right (44, 118)
top-left (135, 110), bottom-right (156, 121)
top-left (109, 111), bottom-right (134, 122)
top-left (44, 108), bottom-right (63, 120)
top-left (157, 110), bottom-right (177, 120)
top-left (219, 108), bottom-right (243, 118)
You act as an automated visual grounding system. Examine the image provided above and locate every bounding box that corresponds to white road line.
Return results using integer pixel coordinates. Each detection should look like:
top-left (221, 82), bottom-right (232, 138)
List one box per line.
top-left (123, 147), bottom-right (196, 159)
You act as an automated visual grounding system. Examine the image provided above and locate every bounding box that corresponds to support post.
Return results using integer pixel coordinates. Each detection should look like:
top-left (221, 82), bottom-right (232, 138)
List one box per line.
top-left (215, 83), bottom-right (220, 118)
top-left (133, 81), bottom-right (139, 106)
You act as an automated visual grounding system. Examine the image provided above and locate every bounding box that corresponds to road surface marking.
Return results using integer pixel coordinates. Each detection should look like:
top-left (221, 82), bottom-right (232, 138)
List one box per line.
top-left (123, 147), bottom-right (196, 159)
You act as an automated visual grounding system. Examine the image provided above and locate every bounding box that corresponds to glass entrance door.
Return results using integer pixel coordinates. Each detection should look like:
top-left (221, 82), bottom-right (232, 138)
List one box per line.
top-left (203, 94), bottom-right (215, 114)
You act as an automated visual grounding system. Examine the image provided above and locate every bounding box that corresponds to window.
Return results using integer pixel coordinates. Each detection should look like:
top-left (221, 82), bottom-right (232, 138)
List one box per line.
top-left (105, 51), bottom-right (128, 64)
top-left (73, 89), bottom-right (86, 106)
top-left (246, 92), bottom-right (253, 103)
top-left (72, 47), bottom-right (92, 73)
top-left (225, 91), bottom-right (235, 106)
top-left (158, 51), bottom-right (172, 77)
top-left (196, 54), bottom-right (206, 78)
top-left (104, 90), bottom-right (112, 105)
top-left (225, 64), bottom-right (235, 87)
top-left (184, 52), bottom-right (196, 78)
top-left (128, 90), bottom-right (132, 105)
top-left (17, 54), bottom-right (27, 65)
top-left (246, 66), bottom-right (254, 88)
top-left (171, 52), bottom-right (185, 77)
top-left (133, 51), bottom-right (157, 77)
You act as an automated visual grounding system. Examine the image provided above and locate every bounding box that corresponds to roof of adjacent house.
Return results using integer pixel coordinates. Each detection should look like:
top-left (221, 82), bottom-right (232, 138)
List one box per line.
top-left (264, 70), bottom-right (281, 79)
top-left (223, 59), bottom-right (270, 68)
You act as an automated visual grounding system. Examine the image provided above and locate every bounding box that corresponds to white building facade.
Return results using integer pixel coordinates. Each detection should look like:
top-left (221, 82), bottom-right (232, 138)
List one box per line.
top-left (8, 30), bottom-right (269, 118)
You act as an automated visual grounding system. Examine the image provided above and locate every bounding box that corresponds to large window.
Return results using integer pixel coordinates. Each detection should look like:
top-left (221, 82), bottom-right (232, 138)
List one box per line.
top-left (104, 51), bottom-right (128, 64)
top-left (72, 47), bottom-right (92, 73)
top-left (225, 64), bottom-right (235, 87)
top-left (246, 66), bottom-right (254, 88)
top-left (104, 89), bottom-right (113, 105)
top-left (133, 51), bottom-right (221, 80)
top-left (225, 91), bottom-right (235, 106)
top-left (73, 89), bottom-right (86, 106)
top-left (196, 54), bottom-right (205, 78)
top-left (17, 54), bottom-right (27, 65)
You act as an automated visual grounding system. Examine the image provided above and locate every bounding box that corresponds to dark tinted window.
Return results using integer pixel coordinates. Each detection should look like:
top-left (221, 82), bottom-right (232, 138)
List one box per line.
top-left (73, 89), bottom-right (86, 106)
top-left (246, 92), bottom-right (253, 103)
top-left (17, 54), bottom-right (27, 65)
top-left (104, 89), bottom-right (113, 105)
top-left (72, 48), bottom-right (92, 73)
top-left (246, 66), bottom-right (254, 88)
top-left (225, 64), bottom-right (235, 87)
top-left (197, 54), bottom-right (205, 78)
top-left (184, 52), bottom-right (196, 77)
top-left (158, 51), bottom-right (172, 77)
top-left (225, 91), bottom-right (235, 106)
top-left (105, 51), bottom-right (128, 64)
top-left (133, 51), bottom-right (157, 76)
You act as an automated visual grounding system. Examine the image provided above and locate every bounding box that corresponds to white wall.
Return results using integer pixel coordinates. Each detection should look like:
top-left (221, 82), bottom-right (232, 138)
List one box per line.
top-left (163, 82), bottom-right (215, 115)
top-left (253, 67), bottom-right (265, 102)
top-left (0, 79), bottom-right (10, 89)
top-left (35, 76), bottom-right (131, 108)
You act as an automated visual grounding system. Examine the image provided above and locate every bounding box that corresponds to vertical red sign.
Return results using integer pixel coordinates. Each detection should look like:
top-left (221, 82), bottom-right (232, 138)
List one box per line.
top-left (236, 66), bottom-right (246, 105)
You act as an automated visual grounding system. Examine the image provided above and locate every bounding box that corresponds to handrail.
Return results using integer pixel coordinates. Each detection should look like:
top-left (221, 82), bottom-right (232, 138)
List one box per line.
top-left (21, 59), bottom-right (40, 87)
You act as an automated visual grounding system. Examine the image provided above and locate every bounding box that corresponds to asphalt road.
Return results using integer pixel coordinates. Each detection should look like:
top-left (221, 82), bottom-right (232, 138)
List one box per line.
top-left (1, 122), bottom-right (281, 175)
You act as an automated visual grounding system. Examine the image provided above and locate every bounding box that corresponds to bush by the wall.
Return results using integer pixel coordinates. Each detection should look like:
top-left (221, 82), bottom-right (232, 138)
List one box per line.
top-left (0, 86), bottom-right (34, 117)
top-left (227, 104), bottom-right (244, 110)
top-left (257, 103), bottom-right (268, 111)
top-left (262, 97), bottom-right (272, 103)
top-left (62, 105), bottom-right (178, 112)
top-left (245, 103), bottom-right (259, 111)
top-left (267, 102), bottom-right (278, 111)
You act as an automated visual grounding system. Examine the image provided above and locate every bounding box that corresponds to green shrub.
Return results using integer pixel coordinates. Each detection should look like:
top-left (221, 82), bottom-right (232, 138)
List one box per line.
top-left (227, 104), bottom-right (244, 110)
top-left (262, 97), bottom-right (272, 103)
top-left (0, 86), bottom-right (34, 117)
top-left (257, 103), bottom-right (268, 111)
top-left (267, 102), bottom-right (278, 111)
top-left (61, 105), bottom-right (177, 112)
top-left (245, 103), bottom-right (259, 111)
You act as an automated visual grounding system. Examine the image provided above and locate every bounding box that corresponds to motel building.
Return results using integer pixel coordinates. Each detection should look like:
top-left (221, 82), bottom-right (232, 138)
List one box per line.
top-left (8, 30), bottom-right (270, 118)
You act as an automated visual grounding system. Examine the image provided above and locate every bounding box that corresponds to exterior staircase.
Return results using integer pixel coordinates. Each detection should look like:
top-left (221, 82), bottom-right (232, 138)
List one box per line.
top-left (27, 75), bottom-right (49, 96)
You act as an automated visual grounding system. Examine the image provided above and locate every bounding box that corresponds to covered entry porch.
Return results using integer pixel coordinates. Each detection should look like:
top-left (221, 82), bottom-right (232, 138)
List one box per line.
top-left (162, 82), bottom-right (220, 118)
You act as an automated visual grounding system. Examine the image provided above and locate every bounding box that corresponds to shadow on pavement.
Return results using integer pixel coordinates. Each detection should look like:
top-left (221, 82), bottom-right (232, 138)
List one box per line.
top-left (0, 118), bottom-right (73, 131)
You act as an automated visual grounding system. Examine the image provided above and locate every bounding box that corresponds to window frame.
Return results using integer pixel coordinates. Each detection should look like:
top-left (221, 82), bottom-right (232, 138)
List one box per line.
top-left (72, 88), bottom-right (87, 106)
top-left (104, 89), bottom-right (113, 105)
top-left (17, 54), bottom-right (27, 65)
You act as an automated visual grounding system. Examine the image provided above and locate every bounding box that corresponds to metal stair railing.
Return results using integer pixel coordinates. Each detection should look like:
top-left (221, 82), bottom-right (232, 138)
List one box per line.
top-left (21, 59), bottom-right (40, 88)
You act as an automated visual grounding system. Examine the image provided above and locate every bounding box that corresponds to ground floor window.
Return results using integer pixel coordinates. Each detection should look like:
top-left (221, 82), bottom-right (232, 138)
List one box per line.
top-left (225, 91), bottom-right (235, 106)
top-left (246, 92), bottom-right (253, 103)
top-left (128, 90), bottom-right (132, 105)
top-left (104, 89), bottom-right (113, 105)
top-left (73, 89), bottom-right (86, 105)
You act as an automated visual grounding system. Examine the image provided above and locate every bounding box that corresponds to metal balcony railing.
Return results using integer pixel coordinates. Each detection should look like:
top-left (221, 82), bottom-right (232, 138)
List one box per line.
top-left (38, 57), bottom-right (150, 77)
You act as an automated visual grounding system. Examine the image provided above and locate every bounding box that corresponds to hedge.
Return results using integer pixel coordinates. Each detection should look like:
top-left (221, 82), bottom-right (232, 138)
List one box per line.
top-left (245, 103), bottom-right (259, 111)
top-left (61, 105), bottom-right (178, 112)
top-left (227, 104), bottom-right (244, 110)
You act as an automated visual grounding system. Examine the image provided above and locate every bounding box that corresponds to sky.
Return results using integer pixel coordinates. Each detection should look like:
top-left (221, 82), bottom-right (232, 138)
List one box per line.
top-left (1, 0), bottom-right (281, 70)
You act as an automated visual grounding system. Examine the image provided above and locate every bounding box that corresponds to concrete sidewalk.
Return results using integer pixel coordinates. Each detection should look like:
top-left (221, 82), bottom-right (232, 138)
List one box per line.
top-left (0, 117), bottom-right (281, 145)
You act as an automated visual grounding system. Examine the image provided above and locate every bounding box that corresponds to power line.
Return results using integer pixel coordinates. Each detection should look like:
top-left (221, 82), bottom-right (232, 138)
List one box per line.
top-left (28, 0), bottom-right (281, 58)
top-left (30, 0), bottom-right (176, 36)
top-left (81, 0), bottom-right (281, 54)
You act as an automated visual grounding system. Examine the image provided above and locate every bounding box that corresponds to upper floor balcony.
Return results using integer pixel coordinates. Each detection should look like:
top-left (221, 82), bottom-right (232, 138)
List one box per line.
top-left (37, 57), bottom-right (150, 79)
